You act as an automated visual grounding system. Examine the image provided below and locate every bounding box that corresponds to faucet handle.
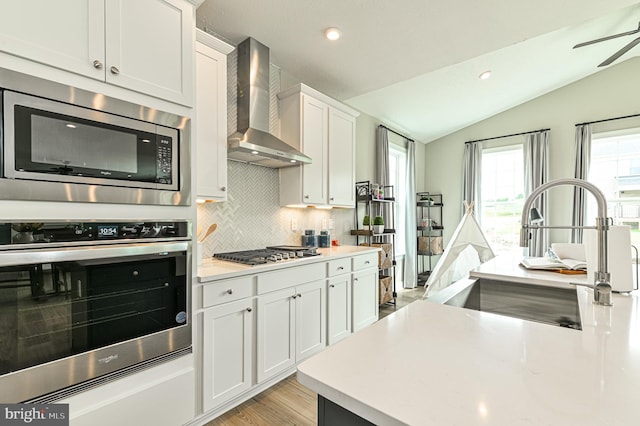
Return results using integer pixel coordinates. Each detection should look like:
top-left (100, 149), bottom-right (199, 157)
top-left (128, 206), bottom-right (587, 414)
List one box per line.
top-left (569, 281), bottom-right (613, 306)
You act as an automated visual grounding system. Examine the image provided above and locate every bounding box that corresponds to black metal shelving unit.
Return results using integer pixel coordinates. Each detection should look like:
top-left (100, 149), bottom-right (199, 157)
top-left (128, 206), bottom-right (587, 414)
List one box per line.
top-left (416, 192), bottom-right (444, 284)
top-left (351, 181), bottom-right (397, 305)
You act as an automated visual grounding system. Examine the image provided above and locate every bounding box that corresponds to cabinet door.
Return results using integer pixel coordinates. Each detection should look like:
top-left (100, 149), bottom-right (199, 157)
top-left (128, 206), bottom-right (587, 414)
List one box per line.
top-left (0, 0), bottom-right (105, 80)
top-left (327, 275), bottom-right (352, 345)
top-left (301, 95), bottom-right (328, 205)
top-left (195, 41), bottom-right (228, 201)
top-left (295, 280), bottom-right (326, 361)
top-left (202, 298), bottom-right (254, 411)
top-left (105, 0), bottom-right (194, 105)
top-left (257, 288), bottom-right (296, 383)
top-left (352, 268), bottom-right (379, 332)
top-left (328, 108), bottom-right (356, 207)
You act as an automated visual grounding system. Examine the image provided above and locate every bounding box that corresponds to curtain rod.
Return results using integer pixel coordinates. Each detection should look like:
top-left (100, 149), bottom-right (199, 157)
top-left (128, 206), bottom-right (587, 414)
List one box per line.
top-left (465, 128), bottom-right (550, 144)
top-left (576, 112), bottom-right (640, 127)
top-left (379, 124), bottom-right (414, 142)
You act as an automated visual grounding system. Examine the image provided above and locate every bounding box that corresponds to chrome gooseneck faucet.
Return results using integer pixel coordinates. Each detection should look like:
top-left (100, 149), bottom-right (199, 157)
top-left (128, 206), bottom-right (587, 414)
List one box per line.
top-left (520, 178), bottom-right (612, 306)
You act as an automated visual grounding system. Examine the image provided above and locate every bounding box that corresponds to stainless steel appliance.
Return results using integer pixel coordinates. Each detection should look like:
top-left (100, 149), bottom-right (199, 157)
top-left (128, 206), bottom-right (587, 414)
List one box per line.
top-left (213, 246), bottom-right (320, 265)
top-left (0, 220), bottom-right (191, 403)
top-left (0, 67), bottom-right (191, 205)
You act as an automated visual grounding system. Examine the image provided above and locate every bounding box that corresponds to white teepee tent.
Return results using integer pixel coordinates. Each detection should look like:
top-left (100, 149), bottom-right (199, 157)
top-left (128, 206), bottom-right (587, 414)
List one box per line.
top-left (423, 202), bottom-right (495, 297)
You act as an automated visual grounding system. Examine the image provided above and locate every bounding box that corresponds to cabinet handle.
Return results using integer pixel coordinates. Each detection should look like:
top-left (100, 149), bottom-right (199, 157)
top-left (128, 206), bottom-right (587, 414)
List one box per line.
top-left (93, 60), bottom-right (103, 69)
top-left (226, 289), bottom-right (233, 295)
top-left (132, 270), bottom-right (139, 276)
top-left (330, 284), bottom-right (335, 288)
top-left (110, 66), bottom-right (120, 75)
top-left (304, 195), bottom-right (309, 199)
top-left (354, 278), bottom-right (359, 282)
top-left (246, 307), bottom-right (252, 312)
top-left (330, 197), bottom-right (334, 201)
top-left (292, 294), bottom-right (298, 299)
top-left (365, 260), bottom-right (370, 264)
top-left (337, 266), bottom-right (344, 270)
top-left (221, 186), bottom-right (226, 191)
top-left (297, 293), bottom-right (302, 298)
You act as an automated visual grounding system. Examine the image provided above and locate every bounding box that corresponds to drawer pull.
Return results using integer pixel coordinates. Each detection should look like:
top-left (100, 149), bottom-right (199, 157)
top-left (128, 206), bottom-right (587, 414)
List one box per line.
top-left (132, 270), bottom-right (139, 276)
top-left (246, 307), bottom-right (252, 312)
top-left (365, 260), bottom-right (370, 264)
top-left (93, 59), bottom-right (103, 69)
top-left (354, 278), bottom-right (359, 282)
top-left (297, 293), bottom-right (302, 298)
top-left (292, 294), bottom-right (298, 299)
top-left (330, 284), bottom-right (335, 288)
top-left (226, 289), bottom-right (233, 295)
top-left (338, 266), bottom-right (344, 270)
top-left (110, 65), bottom-right (120, 75)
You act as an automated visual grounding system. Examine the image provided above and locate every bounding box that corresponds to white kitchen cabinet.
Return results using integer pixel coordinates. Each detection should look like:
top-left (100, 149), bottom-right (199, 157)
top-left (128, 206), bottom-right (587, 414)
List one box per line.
top-left (202, 298), bottom-right (255, 412)
top-left (195, 30), bottom-right (233, 201)
top-left (351, 257), bottom-right (379, 332)
top-left (327, 274), bottom-right (352, 345)
top-left (257, 279), bottom-right (326, 383)
top-left (328, 108), bottom-right (357, 206)
top-left (279, 84), bottom-right (359, 208)
top-left (0, 0), bottom-right (195, 106)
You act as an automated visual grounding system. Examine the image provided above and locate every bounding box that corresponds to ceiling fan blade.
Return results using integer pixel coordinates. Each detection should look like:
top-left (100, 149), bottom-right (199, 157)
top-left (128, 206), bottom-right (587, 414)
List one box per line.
top-left (598, 35), bottom-right (640, 66)
top-left (573, 21), bottom-right (640, 49)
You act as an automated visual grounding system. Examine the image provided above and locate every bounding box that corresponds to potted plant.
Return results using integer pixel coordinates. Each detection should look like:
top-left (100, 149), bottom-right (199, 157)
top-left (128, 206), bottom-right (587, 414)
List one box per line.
top-left (373, 216), bottom-right (384, 234)
top-left (362, 215), bottom-right (371, 227)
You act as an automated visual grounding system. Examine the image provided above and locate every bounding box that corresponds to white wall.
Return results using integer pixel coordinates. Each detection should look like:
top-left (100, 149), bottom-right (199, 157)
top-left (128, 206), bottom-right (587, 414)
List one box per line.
top-left (424, 56), bottom-right (640, 245)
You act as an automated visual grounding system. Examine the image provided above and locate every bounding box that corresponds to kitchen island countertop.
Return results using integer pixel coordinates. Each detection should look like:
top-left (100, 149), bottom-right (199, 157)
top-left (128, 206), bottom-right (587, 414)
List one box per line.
top-left (297, 254), bottom-right (640, 425)
top-left (197, 245), bottom-right (380, 282)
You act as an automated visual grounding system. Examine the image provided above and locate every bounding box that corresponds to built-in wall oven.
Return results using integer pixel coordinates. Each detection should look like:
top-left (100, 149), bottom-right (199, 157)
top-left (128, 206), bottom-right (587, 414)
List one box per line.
top-left (0, 220), bottom-right (191, 403)
top-left (0, 67), bottom-right (191, 205)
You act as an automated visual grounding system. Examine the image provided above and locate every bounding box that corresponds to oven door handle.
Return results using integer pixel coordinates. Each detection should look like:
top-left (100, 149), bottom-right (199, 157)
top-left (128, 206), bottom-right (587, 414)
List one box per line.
top-left (0, 241), bottom-right (189, 267)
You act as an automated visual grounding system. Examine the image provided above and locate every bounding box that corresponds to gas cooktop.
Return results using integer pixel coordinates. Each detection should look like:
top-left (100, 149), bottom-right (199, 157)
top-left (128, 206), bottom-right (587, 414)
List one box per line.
top-left (213, 245), bottom-right (320, 266)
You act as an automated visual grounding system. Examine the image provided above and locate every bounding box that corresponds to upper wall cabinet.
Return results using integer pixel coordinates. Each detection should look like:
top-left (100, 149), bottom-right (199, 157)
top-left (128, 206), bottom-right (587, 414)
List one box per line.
top-left (0, 0), bottom-right (195, 106)
top-left (278, 84), bottom-right (359, 208)
top-left (195, 30), bottom-right (233, 201)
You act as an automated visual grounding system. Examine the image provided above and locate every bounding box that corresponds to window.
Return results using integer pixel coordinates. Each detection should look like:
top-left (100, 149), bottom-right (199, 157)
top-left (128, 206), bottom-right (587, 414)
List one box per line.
top-left (389, 143), bottom-right (407, 256)
top-left (588, 128), bottom-right (640, 254)
top-left (480, 145), bottom-right (524, 255)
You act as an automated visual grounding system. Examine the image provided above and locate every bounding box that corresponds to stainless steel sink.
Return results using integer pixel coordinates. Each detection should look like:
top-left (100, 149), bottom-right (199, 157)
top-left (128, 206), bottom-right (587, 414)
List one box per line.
top-left (427, 277), bottom-right (582, 330)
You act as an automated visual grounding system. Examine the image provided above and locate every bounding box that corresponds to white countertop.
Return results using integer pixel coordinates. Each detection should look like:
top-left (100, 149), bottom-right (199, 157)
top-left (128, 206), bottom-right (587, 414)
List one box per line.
top-left (297, 255), bottom-right (640, 426)
top-left (197, 245), bottom-right (379, 282)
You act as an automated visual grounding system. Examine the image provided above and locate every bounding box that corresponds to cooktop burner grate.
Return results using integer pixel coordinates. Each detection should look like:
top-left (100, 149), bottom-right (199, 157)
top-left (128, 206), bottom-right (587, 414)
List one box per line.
top-left (213, 246), bottom-right (320, 265)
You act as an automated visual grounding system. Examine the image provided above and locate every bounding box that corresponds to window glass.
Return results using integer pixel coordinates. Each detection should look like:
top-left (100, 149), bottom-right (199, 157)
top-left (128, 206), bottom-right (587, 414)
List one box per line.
top-left (389, 144), bottom-right (406, 256)
top-left (589, 129), bottom-right (640, 256)
top-left (480, 145), bottom-right (524, 255)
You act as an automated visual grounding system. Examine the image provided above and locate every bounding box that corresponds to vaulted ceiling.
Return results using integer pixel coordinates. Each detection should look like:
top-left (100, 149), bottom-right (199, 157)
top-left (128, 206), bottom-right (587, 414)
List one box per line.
top-left (197, 0), bottom-right (640, 143)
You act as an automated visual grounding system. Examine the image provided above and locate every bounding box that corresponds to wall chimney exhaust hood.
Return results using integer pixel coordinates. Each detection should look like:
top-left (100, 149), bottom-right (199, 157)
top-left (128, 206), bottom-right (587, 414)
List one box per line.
top-left (227, 38), bottom-right (311, 168)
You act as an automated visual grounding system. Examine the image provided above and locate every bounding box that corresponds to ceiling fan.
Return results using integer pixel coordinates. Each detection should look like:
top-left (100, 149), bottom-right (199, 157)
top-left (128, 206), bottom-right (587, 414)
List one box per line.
top-left (573, 21), bottom-right (640, 67)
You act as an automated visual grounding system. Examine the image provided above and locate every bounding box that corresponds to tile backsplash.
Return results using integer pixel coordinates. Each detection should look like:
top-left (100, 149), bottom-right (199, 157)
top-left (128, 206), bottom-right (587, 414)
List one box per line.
top-left (197, 160), bottom-right (354, 256)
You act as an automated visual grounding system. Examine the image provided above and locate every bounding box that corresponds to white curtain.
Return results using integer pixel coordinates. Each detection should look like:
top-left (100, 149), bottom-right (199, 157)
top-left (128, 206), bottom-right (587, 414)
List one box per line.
top-left (462, 142), bottom-right (482, 216)
top-left (523, 130), bottom-right (550, 257)
top-left (572, 124), bottom-right (592, 243)
top-left (404, 139), bottom-right (417, 288)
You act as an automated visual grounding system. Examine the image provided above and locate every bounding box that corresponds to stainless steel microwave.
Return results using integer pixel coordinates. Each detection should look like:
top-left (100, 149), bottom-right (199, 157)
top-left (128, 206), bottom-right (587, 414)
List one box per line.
top-left (0, 68), bottom-right (191, 205)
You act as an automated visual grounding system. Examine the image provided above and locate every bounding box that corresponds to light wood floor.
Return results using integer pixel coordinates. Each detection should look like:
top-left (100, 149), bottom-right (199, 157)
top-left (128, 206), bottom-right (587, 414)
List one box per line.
top-left (206, 286), bottom-right (425, 425)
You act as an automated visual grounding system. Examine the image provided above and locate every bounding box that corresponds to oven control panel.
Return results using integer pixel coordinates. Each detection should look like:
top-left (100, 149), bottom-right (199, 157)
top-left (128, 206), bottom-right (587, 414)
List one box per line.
top-left (0, 220), bottom-right (189, 247)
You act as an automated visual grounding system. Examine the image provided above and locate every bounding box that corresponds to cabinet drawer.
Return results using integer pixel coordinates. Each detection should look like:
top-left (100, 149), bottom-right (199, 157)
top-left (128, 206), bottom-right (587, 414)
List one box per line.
top-left (257, 262), bottom-right (325, 294)
top-left (327, 258), bottom-right (351, 277)
top-left (352, 253), bottom-right (378, 271)
top-left (203, 275), bottom-right (255, 308)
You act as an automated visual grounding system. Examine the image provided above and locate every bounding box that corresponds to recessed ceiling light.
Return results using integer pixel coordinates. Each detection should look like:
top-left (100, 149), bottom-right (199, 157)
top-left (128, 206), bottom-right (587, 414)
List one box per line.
top-left (479, 70), bottom-right (492, 80)
top-left (290, 159), bottom-right (297, 163)
top-left (251, 150), bottom-right (259, 155)
top-left (66, 123), bottom-right (77, 129)
top-left (324, 27), bottom-right (341, 41)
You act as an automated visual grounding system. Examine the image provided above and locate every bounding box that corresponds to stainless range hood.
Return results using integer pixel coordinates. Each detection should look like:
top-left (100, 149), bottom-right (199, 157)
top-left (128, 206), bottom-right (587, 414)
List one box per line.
top-left (228, 38), bottom-right (311, 168)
